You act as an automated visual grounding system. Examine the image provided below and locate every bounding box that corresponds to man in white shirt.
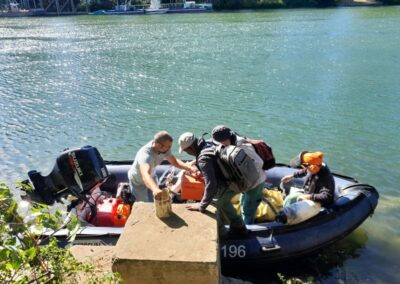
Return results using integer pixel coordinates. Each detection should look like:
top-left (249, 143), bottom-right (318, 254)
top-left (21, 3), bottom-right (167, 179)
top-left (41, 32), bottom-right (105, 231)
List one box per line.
top-left (128, 131), bottom-right (196, 202)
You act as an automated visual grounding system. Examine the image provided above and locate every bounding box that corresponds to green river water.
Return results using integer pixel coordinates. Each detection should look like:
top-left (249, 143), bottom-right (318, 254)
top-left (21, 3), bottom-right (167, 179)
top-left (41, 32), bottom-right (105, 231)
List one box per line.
top-left (1, 7), bottom-right (399, 283)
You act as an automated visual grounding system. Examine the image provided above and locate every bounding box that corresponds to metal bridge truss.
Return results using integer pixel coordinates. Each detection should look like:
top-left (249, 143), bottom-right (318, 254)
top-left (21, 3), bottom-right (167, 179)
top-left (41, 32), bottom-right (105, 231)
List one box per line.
top-left (10, 0), bottom-right (84, 14)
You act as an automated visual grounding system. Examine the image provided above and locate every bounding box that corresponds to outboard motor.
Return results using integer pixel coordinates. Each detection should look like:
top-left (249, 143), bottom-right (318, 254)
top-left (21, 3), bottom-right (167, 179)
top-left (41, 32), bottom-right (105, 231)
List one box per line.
top-left (22, 146), bottom-right (109, 205)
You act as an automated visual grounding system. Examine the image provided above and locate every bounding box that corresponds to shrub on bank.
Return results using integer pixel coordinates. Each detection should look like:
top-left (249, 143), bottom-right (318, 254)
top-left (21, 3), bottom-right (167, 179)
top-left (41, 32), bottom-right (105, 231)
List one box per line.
top-left (381, 0), bottom-right (400, 4)
top-left (0, 182), bottom-right (120, 283)
top-left (89, 0), bottom-right (115, 11)
top-left (213, 0), bottom-right (285, 9)
top-left (77, 1), bottom-right (88, 12)
top-left (244, 0), bottom-right (285, 8)
top-left (284, 0), bottom-right (338, 7)
top-left (283, 0), bottom-right (318, 7)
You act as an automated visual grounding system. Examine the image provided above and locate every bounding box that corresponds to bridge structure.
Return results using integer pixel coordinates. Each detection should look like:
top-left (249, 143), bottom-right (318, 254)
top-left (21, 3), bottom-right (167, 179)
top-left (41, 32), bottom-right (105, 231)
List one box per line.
top-left (0, 0), bottom-right (214, 16)
top-left (1, 0), bottom-right (86, 15)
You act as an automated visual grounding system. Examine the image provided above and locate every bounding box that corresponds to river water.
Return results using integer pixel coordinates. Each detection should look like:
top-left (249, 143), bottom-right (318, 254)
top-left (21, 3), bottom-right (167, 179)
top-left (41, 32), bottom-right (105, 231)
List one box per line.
top-left (1, 7), bottom-right (399, 283)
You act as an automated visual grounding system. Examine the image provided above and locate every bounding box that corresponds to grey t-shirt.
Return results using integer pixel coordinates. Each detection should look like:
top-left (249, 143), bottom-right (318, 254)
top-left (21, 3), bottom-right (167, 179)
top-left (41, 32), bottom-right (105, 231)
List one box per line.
top-left (128, 140), bottom-right (172, 186)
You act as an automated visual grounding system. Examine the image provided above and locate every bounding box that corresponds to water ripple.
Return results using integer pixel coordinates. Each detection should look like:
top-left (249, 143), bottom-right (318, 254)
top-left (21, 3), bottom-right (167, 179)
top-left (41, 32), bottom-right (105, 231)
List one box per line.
top-left (0, 9), bottom-right (399, 216)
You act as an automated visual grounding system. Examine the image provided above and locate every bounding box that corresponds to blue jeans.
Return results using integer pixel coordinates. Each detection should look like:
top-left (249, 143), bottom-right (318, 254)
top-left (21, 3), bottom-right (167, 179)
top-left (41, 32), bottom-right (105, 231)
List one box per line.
top-left (240, 182), bottom-right (264, 224)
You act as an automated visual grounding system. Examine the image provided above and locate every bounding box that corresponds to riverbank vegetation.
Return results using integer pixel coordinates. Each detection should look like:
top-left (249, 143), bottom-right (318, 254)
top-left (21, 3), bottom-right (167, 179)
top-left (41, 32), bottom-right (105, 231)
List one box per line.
top-left (381, 0), bottom-right (400, 4)
top-left (81, 0), bottom-right (400, 12)
top-left (85, 0), bottom-right (339, 10)
top-left (1, 0), bottom-right (400, 14)
top-left (0, 183), bottom-right (120, 283)
top-left (212, 0), bottom-right (339, 9)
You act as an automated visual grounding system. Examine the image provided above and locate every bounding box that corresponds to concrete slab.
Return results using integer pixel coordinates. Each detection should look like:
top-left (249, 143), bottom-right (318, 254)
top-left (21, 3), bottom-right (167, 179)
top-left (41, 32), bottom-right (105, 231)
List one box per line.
top-left (113, 202), bottom-right (219, 284)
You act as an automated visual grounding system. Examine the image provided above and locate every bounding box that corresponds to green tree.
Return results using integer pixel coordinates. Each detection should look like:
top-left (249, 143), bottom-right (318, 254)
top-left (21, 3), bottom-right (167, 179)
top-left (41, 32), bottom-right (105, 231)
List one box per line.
top-left (0, 182), bottom-right (120, 283)
top-left (381, 0), bottom-right (400, 4)
top-left (89, 0), bottom-right (116, 11)
top-left (212, 0), bottom-right (336, 9)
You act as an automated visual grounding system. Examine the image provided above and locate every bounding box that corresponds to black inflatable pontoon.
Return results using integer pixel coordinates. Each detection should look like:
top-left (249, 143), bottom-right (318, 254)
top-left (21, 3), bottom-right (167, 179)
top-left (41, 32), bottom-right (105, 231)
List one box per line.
top-left (99, 162), bottom-right (379, 265)
top-left (21, 147), bottom-right (379, 265)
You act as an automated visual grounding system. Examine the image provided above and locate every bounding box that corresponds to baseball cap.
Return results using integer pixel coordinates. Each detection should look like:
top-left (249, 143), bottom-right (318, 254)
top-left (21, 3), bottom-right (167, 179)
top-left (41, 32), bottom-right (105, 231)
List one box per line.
top-left (211, 125), bottom-right (232, 142)
top-left (178, 132), bottom-right (196, 153)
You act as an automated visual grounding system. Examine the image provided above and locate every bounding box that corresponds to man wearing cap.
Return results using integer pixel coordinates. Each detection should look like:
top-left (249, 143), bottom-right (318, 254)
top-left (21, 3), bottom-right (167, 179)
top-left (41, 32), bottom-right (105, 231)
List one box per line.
top-left (211, 125), bottom-right (266, 225)
top-left (281, 151), bottom-right (335, 207)
top-left (128, 131), bottom-right (196, 202)
top-left (211, 125), bottom-right (243, 146)
top-left (178, 132), bottom-right (248, 236)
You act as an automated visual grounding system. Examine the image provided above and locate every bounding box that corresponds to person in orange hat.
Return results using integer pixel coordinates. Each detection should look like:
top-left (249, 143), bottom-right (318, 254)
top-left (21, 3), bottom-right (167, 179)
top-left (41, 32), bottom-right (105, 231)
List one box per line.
top-left (281, 151), bottom-right (335, 207)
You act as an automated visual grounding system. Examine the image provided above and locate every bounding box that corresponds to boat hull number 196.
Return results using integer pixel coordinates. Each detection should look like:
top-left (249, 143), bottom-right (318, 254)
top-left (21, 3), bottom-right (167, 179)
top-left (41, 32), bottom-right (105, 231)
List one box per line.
top-left (221, 245), bottom-right (246, 258)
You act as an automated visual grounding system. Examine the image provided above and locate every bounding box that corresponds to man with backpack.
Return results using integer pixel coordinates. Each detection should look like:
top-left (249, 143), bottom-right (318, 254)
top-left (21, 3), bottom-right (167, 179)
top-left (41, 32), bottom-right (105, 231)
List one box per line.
top-left (211, 125), bottom-right (270, 224)
top-left (178, 132), bottom-right (248, 237)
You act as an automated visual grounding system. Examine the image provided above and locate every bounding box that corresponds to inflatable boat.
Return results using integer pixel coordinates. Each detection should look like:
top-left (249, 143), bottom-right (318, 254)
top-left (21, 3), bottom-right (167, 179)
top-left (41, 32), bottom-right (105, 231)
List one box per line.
top-left (21, 146), bottom-right (379, 266)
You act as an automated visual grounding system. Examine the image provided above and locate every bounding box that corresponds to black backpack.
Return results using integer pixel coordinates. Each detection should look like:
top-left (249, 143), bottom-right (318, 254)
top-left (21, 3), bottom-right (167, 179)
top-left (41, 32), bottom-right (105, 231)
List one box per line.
top-left (198, 140), bottom-right (259, 192)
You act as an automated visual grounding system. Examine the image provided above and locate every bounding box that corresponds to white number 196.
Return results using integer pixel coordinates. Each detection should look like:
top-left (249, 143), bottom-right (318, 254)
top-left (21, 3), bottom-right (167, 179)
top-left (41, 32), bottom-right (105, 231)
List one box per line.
top-left (221, 245), bottom-right (246, 258)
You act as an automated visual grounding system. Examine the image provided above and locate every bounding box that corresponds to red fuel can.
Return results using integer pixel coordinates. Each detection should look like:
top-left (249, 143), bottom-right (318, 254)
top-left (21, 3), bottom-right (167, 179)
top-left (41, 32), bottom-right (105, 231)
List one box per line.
top-left (91, 197), bottom-right (131, 227)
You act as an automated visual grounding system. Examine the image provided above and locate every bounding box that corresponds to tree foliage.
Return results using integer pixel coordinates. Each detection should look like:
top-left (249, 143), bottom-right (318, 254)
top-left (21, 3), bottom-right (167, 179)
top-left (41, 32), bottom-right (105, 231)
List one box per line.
top-left (89, 0), bottom-right (116, 11)
top-left (213, 0), bottom-right (285, 9)
top-left (381, 0), bottom-right (400, 4)
top-left (212, 0), bottom-right (338, 9)
top-left (0, 182), bottom-right (121, 284)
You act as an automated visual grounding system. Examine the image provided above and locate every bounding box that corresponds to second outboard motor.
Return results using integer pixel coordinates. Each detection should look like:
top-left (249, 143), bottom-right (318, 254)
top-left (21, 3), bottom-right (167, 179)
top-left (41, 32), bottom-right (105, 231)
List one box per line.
top-left (25, 146), bottom-right (109, 205)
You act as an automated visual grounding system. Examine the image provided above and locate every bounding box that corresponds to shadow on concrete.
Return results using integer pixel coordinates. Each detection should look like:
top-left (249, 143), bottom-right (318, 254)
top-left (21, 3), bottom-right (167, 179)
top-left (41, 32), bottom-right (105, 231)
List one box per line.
top-left (159, 212), bottom-right (188, 228)
top-left (203, 208), bottom-right (217, 220)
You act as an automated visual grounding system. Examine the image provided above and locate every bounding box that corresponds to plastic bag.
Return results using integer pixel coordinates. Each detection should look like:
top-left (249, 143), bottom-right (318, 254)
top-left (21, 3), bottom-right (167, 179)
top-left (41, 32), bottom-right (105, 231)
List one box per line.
top-left (280, 200), bottom-right (321, 225)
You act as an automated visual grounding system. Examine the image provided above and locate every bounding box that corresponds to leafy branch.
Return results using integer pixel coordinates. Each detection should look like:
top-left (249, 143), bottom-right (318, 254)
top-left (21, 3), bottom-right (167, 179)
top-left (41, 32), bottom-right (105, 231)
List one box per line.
top-left (0, 182), bottom-right (121, 284)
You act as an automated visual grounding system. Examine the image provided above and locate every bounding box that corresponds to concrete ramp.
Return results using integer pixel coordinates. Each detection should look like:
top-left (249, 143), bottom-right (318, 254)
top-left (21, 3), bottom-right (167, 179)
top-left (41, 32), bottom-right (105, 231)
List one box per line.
top-left (112, 202), bottom-right (220, 284)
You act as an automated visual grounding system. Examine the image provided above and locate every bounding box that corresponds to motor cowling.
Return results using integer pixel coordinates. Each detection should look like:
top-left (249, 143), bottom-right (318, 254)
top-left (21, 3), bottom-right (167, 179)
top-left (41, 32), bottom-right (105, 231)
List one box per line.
top-left (24, 146), bottom-right (109, 205)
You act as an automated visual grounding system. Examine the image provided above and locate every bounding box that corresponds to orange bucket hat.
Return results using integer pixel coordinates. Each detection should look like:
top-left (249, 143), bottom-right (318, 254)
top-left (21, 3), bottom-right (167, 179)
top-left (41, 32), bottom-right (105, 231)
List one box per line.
top-left (302, 151), bottom-right (324, 166)
top-left (290, 151), bottom-right (324, 167)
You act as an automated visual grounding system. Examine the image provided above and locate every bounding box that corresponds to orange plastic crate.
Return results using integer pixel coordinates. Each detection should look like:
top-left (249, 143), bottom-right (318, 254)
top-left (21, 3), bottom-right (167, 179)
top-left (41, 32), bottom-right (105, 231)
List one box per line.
top-left (181, 173), bottom-right (205, 201)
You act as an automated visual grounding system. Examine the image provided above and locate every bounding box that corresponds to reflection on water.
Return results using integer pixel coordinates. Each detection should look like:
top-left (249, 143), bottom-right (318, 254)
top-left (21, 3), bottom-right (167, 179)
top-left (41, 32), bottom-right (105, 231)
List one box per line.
top-left (223, 228), bottom-right (368, 283)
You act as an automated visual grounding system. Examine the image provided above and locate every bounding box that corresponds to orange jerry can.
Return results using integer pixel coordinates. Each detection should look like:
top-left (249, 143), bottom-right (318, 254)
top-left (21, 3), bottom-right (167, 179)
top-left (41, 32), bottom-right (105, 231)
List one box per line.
top-left (181, 173), bottom-right (205, 201)
top-left (114, 203), bottom-right (131, 227)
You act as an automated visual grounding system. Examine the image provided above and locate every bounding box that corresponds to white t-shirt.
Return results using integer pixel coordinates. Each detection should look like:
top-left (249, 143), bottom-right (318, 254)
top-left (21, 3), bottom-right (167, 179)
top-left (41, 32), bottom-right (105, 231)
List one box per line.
top-left (128, 140), bottom-right (172, 186)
